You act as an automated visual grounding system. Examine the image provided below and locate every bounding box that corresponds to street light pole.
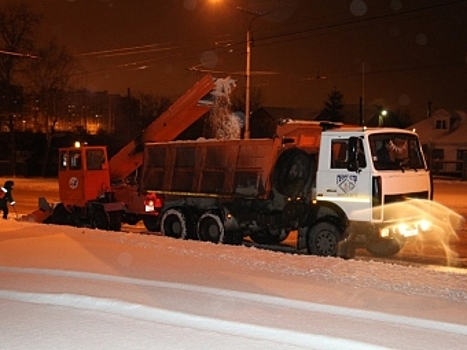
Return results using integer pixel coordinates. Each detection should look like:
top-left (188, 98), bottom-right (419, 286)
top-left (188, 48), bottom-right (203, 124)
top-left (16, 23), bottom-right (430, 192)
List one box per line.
top-left (361, 62), bottom-right (365, 126)
top-left (245, 24), bottom-right (252, 139)
top-left (239, 9), bottom-right (273, 139)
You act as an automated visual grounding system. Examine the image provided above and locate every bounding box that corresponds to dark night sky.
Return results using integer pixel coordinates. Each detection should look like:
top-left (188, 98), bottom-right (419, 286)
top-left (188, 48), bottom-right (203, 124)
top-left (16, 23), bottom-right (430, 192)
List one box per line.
top-left (19, 0), bottom-right (467, 122)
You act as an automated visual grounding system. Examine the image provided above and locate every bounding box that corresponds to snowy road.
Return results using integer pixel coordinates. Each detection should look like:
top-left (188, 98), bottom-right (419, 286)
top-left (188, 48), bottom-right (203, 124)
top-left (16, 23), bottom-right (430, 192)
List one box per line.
top-left (4, 177), bottom-right (467, 268)
top-left (1, 220), bottom-right (467, 349)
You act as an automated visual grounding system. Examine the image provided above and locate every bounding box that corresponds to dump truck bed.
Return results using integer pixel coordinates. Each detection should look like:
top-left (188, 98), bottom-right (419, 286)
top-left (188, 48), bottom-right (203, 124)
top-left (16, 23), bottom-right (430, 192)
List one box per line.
top-left (141, 138), bottom-right (281, 199)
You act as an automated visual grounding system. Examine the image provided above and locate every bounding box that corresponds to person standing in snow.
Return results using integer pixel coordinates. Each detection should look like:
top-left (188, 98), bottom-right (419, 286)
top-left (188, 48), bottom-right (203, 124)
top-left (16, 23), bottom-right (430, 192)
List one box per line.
top-left (0, 180), bottom-right (16, 219)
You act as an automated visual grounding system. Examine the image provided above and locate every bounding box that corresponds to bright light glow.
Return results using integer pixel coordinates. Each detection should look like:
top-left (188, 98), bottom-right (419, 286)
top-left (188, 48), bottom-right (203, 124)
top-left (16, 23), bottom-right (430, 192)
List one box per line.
top-left (74, 141), bottom-right (81, 148)
top-left (418, 219), bottom-right (432, 232)
top-left (395, 223), bottom-right (418, 237)
top-left (380, 228), bottom-right (390, 237)
top-left (145, 203), bottom-right (154, 212)
top-left (318, 196), bottom-right (371, 203)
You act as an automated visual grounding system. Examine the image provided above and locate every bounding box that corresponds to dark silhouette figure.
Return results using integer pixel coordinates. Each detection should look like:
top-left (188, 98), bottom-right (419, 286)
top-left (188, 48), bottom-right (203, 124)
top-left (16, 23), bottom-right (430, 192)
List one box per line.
top-left (0, 180), bottom-right (15, 219)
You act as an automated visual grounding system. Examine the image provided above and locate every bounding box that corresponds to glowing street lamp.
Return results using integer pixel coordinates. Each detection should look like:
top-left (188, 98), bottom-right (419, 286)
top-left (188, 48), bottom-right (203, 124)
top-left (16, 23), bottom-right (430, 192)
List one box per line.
top-left (379, 109), bottom-right (387, 126)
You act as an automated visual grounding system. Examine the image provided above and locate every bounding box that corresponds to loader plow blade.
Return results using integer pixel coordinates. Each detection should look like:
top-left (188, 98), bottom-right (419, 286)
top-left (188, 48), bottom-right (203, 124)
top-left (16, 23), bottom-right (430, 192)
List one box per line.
top-left (19, 197), bottom-right (54, 223)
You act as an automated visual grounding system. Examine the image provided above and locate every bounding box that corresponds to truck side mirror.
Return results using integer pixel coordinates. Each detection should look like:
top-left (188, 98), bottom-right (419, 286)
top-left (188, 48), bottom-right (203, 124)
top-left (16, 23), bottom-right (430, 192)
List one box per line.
top-left (347, 137), bottom-right (359, 172)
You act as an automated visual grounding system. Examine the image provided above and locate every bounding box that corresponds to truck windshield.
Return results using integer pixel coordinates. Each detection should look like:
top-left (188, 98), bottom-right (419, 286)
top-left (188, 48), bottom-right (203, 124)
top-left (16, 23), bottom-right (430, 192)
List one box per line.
top-left (369, 133), bottom-right (426, 171)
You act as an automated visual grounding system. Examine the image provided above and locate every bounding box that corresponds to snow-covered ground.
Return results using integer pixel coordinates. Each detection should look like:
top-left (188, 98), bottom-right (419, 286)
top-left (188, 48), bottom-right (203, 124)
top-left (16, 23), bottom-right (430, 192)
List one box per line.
top-left (1, 178), bottom-right (467, 349)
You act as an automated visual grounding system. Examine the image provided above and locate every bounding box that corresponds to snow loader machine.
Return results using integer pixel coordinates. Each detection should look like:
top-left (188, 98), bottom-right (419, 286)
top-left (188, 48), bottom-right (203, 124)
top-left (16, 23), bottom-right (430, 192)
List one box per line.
top-left (25, 74), bottom-right (233, 231)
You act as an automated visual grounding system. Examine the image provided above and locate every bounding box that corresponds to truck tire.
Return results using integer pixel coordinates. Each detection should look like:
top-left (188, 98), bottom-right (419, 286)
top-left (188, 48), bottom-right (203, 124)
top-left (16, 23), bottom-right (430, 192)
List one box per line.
top-left (250, 228), bottom-right (289, 245)
top-left (109, 212), bottom-right (122, 231)
top-left (273, 149), bottom-right (313, 197)
top-left (197, 212), bottom-right (224, 244)
top-left (307, 221), bottom-right (342, 256)
top-left (124, 214), bottom-right (140, 226)
top-left (92, 208), bottom-right (110, 230)
top-left (50, 203), bottom-right (72, 225)
top-left (161, 209), bottom-right (188, 239)
top-left (366, 237), bottom-right (404, 257)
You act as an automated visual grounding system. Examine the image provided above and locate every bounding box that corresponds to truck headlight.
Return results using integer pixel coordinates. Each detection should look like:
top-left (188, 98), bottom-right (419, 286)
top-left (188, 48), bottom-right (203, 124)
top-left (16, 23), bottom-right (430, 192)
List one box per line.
top-left (418, 219), bottom-right (432, 232)
top-left (380, 228), bottom-right (390, 238)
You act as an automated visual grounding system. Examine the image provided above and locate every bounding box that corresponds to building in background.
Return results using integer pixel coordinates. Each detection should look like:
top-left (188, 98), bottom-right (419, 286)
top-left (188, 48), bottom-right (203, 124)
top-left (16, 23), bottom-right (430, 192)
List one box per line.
top-left (410, 109), bottom-right (467, 177)
top-left (1, 89), bottom-right (139, 141)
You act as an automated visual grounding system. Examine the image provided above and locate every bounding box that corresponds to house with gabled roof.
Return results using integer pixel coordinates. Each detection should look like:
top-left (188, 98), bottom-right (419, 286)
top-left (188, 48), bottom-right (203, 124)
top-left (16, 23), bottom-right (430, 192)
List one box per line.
top-left (250, 107), bottom-right (320, 138)
top-left (409, 109), bottom-right (467, 176)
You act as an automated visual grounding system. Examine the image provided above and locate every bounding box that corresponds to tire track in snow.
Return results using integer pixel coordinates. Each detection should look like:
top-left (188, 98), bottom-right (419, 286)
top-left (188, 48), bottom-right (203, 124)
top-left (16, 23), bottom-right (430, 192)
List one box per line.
top-left (0, 290), bottom-right (388, 350)
top-left (2, 266), bottom-right (467, 339)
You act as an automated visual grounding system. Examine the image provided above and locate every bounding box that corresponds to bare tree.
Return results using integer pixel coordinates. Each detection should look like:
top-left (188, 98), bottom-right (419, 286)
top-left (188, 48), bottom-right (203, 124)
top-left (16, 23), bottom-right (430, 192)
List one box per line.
top-left (0, 0), bottom-right (41, 175)
top-left (136, 92), bottom-right (172, 130)
top-left (24, 40), bottom-right (80, 176)
top-left (0, 0), bottom-right (41, 85)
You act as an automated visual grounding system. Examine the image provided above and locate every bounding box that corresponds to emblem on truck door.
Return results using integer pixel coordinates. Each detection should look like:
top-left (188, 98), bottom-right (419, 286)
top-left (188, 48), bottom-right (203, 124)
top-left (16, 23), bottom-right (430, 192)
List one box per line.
top-left (69, 177), bottom-right (78, 190)
top-left (337, 174), bottom-right (357, 194)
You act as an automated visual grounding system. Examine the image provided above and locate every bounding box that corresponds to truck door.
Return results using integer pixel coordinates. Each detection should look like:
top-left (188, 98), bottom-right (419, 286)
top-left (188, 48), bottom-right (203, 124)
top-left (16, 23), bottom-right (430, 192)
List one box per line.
top-left (58, 146), bottom-right (111, 208)
top-left (316, 137), bottom-right (371, 221)
top-left (58, 148), bottom-right (86, 207)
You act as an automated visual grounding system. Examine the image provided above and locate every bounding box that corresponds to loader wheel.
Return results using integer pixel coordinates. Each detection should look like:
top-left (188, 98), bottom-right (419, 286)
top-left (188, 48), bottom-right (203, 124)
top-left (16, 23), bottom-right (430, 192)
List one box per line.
top-left (197, 212), bottom-right (224, 244)
top-left (161, 209), bottom-right (188, 239)
top-left (273, 149), bottom-right (313, 197)
top-left (92, 209), bottom-right (109, 230)
top-left (51, 203), bottom-right (72, 225)
top-left (108, 212), bottom-right (122, 231)
top-left (366, 237), bottom-right (404, 257)
top-left (307, 221), bottom-right (342, 256)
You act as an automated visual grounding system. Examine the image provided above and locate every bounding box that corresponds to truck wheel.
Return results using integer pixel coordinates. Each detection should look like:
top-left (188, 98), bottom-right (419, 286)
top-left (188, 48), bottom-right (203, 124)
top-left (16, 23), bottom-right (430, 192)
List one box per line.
top-left (109, 212), bottom-right (122, 231)
top-left (161, 209), bottom-right (188, 239)
top-left (143, 217), bottom-right (159, 232)
top-left (307, 221), bottom-right (341, 256)
top-left (197, 212), bottom-right (224, 244)
top-left (51, 203), bottom-right (72, 225)
top-left (125, 215), bottom-right (139, 226)
top-left (366, 237), bottom-right (404, 257)
top-left (92, 209), bottom-right (110, 230)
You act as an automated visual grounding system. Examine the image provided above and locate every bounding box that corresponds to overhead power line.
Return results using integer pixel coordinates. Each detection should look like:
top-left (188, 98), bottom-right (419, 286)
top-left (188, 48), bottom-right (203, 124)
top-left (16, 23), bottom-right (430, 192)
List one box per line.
top-left (0, 49), bottom-right (38, 59)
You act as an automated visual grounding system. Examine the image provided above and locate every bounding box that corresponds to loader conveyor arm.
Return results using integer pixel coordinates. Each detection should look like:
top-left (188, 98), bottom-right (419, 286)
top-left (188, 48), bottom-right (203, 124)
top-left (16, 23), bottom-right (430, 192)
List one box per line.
top-left (109, 74), bottom-right (216, 183)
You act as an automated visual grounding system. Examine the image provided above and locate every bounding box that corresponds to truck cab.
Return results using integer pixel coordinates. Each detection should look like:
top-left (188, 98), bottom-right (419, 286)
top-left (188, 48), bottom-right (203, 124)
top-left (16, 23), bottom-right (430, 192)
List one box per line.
top-left (58, 144), bottom-right (111, 207)
top-left (52, 143), bottom-right (125, 230)
top-left (312, 127), bottom-right (432, 256)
